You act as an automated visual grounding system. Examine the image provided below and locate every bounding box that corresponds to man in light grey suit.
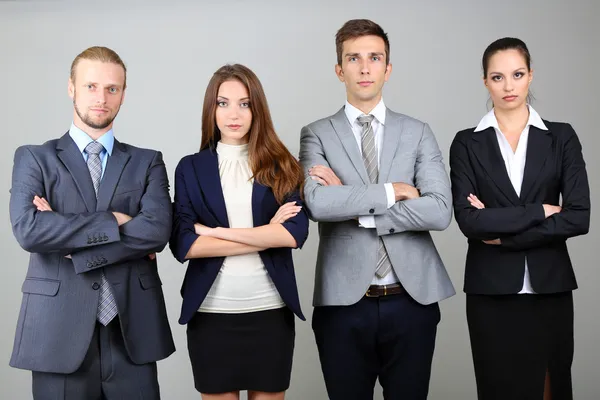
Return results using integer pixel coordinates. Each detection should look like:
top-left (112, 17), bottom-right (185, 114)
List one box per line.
top-left (9, 46), bottom-right (175, 399)
top-left (300, 20), bottom-right (455, 399)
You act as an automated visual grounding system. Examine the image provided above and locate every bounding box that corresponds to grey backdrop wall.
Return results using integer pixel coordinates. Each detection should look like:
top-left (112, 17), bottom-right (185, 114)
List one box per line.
top-left (1, 1), bottom-right (598, 399)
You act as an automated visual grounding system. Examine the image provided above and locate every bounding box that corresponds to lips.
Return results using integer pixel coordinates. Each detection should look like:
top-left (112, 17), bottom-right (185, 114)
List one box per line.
top-left (227, 124), bottom-right (242, 130)
top-left (503, 95), bottom-right (518, 101)
top-left (358, 81), bottom-right (374, 87)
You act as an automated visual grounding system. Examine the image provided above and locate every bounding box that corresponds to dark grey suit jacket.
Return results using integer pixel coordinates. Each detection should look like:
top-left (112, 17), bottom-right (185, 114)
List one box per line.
top-left (9, 132), bottom-right (175, 374)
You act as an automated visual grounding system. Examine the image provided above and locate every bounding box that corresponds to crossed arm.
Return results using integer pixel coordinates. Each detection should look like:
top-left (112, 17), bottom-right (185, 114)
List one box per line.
top-left (299, 123), bottom-right (452, 234)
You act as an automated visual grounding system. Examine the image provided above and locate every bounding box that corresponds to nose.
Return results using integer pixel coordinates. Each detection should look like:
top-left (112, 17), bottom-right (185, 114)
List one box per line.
top-left (360, 59), bottom-right (370, 75)
top-left (504, 77), bottom-right (514, 92)
top-left (95, 90), bottom-right (107, 104)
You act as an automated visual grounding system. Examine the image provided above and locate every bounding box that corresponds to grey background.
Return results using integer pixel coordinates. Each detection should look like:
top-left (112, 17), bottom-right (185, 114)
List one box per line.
top-left (1, 1), bottom-right (598, 398)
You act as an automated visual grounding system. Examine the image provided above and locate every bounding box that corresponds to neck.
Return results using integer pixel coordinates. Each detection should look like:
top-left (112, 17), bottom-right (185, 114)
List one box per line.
top-left (347, 94), bottom-right (381, 115)
top-left (73, 116), bottom-right (112, 141)
top-left (494, 104), bottom-right (529, 133)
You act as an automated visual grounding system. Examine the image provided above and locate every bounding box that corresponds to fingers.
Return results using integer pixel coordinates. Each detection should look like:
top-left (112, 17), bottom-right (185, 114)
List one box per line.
top-left (310, 176), bottom-right (328, 186)
top-left (148, 253), bottom-right (156, 260)
top-left (33, 195), bottom-right (53, 211)
top-left (309, 165), bottom-right (341, 186)
top-left (272, 202), bottom-right (302, 223)
top-left (467, 193), bottom-right (485, 209)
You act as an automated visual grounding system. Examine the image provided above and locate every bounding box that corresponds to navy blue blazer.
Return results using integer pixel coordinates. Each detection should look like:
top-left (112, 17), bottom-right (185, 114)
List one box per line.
top-left (170, 147), bottom-right (309, 324)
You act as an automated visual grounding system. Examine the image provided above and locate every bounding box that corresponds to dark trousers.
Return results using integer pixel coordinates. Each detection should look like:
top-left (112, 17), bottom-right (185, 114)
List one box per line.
top-left (312, 292), bottom-right (440, 400)
top-left (467, 292), bottom-right (574, 400)
top-left (32, 317), bottom-right (160, 400)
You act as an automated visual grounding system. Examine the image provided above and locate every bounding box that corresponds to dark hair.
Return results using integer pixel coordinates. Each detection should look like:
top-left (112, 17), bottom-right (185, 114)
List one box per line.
top-left (335, 19), bottom-right (390, 65)
top-left (200, 64), bottom-right (304, 204)
top-left (482, 37), bottom-right (531, 77)
top-left (482, 37), bottom-right (534, 106)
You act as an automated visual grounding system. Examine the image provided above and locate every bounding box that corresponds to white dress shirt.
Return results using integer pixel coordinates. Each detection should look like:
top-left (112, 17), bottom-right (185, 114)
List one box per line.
top-left (199, 142), bottom-right (285, 312)
top-left (344, 99), bottom-right (399, 285)
top-left (474, 105), bottom-right (548, 294)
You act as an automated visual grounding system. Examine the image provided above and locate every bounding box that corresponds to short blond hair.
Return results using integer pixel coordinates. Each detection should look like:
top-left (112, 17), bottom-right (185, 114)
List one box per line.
top-left (70, 46), bottom-right (127, 88)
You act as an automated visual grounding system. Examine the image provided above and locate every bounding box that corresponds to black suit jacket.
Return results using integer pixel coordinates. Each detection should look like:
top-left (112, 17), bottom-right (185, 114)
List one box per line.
top-left (169, 148), bottom-right (309, 325)
top-left (449, 121), bottom-right (590, 295)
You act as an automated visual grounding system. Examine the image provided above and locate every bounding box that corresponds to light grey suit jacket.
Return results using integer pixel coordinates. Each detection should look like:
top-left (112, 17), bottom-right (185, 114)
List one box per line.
top-left (300, 107), bottom-right (455, 306)
top-left (9, 133), bottom-right (175, 374)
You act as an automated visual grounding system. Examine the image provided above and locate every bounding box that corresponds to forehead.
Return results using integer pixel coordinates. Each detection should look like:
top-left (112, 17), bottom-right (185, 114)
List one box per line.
top-left (342, 35), bottom-right (386, 54)
top-left (73, 59), bottom-right (125, 86)
top-left (487, 49), bottom-right (528, 72)
top-left (217, 80), bottom-right (248, 97)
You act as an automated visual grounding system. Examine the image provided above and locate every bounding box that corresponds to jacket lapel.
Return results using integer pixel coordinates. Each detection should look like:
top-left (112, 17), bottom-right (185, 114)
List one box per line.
top-left (56, 133), bottom-right (97, 212)
top-left (251, 181), bottom-right (268, 227)
top-left (520, 125), bottom-right (552, 201)
top-left (471, 127), bottom-right (521, 205)
top-left (330, 108), bottom-right (369, 184)
top-left (193, 148), bottom-right (229, 228)
top-left (378, 109), bottom-right (403, 183)
top-left (96, 139), bottom-right (131, 211)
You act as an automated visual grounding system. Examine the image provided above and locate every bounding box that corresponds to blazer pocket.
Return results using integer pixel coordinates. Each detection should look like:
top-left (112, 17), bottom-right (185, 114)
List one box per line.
top-left (21, 278), bottom-right (60, 296)
top-left (139, 273), bottom-right (162, 290)
top-left (114, 184), bottom-right (144, 196)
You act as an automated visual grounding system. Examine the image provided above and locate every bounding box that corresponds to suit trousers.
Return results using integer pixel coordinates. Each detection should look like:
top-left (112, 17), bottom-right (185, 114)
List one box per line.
top-left (32, 317), bottom-right (160, 400)
top-left (312, 292), bottom-right (440, 400)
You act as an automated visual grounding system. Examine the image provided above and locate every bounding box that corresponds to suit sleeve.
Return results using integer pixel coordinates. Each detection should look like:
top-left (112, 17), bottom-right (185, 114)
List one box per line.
top-left (9, 146), bottom-right (120, 255)
top-left (280, 190), bottom-right (309, 249)
top-left (501, 126), bottom-right (590, 250)
top-left (374, 123), bottom-right (453, 235)
top-left (449, 133), bottom-right (546, 240)
top-left (169, 158), bottom-right (200, 263)
top-left (70, 151), bottom-right (173, 273)
top-left (299, 124), bottom-right (388, 222)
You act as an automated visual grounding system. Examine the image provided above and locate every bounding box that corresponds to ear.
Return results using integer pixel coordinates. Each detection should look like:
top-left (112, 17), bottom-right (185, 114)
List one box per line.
top-left (528, 68), bottom-right (534, 85)
top-left (68, 78), bottom-right (75, 100)
top-left (384, 63), bottom-right (392, 82)
top-left (335, 64), bottom-right (344, 82)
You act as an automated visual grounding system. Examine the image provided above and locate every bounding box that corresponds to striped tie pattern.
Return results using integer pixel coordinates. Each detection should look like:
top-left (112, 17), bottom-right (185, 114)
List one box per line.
top-left (357, 115), bottom-right (392, 278)
top-left (85, 141), bottom-right (118, 326)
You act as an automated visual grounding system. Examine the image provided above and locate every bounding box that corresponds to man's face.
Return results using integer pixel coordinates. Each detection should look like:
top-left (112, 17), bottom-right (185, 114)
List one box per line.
top-left (68, 59), bottom-right (126, 131)
top-left (336, 35), bottom-right (391, 110)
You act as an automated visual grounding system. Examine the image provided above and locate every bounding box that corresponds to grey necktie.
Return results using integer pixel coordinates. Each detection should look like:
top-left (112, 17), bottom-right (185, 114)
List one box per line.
top-left (85, 141), bottom-right (117, 326)
top-left (357, 114), bottom-right (392, 278)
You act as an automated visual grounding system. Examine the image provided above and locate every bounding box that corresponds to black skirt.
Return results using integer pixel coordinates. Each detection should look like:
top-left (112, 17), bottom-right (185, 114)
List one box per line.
top-left (467, 292), bottom-right (574, 400)
top-left (186, 307), bottom-right (295, 394)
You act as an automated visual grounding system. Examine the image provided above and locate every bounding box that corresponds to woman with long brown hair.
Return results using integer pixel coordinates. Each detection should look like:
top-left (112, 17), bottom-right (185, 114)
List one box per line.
top-left (170, 64), bottom-right (309, 400)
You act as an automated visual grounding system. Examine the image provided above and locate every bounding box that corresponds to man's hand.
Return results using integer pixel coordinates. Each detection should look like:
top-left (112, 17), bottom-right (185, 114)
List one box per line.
top-left (270, 202), bottom-right (302, 224)
top-left (308, 165), bottom-right (342, 186)
top-left (33, 195), bottom-right (53, 211)
top-left (392, 183), bottom-right (420, 202)
top-left (543, 204), bottom-right (561, 218)
top-left (112, 212), bottom-right (132, 226)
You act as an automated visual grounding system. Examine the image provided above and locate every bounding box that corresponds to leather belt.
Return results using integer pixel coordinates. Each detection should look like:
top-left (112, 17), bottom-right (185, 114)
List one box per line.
top-left (365, 283), bottom-right (405, 298)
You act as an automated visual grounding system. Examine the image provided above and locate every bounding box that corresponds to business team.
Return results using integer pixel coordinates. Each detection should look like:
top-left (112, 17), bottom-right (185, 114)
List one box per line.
top-left (8, 18), bottom-right (589, 400)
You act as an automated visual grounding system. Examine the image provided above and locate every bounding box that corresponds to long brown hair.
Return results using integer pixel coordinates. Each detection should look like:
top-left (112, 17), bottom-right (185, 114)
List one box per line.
top-left (200, 64), bottom-right (303, 204)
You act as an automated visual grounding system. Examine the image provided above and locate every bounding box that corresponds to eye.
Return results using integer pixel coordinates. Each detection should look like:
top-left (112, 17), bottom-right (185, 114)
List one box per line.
top-left (240, 102), bottom-right (250, 108)
top-left (86, 84), bottom-right (95, 90)
top-left (514, 72), bottom-right (525, 79)
top-left (491, 75), bottom-right (502, 82)
top-left (108, 87), bottom-right (118, 94)
top-left (348, 57), bottom-right (357, 62)
top-left (217, 101), bottom-right (227, 107)
top-left (371, 56), bottom-right (381, 61)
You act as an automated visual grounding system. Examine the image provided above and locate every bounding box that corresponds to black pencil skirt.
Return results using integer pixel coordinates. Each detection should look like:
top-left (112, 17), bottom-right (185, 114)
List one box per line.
top-left (467, 292), bottom-right (574, 400)
top-left (186, 307), bottom-right (295, 394)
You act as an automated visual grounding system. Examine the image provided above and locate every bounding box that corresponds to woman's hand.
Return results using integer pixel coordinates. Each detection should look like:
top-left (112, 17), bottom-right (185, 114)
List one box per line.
top-left (194, 223), bottom-right (215, 236)
top-left (467, 193), bottom-right (485, 209)
top-left (270, 201), bottom-right (302, 224)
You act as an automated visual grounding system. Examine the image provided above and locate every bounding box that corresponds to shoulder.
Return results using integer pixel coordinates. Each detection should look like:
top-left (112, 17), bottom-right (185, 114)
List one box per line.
top-left (543, 120), bottom-right (577, 138)
top-left (14, 138), bottom-right (60, 161)
top-left (303, 110), bottom-right (341, 133)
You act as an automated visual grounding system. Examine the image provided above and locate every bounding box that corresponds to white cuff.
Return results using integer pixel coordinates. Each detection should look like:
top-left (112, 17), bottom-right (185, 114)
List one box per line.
top-left (358, 216), bottom-right (376, 228)
top-left (384, 183), bottom-right (395, 208)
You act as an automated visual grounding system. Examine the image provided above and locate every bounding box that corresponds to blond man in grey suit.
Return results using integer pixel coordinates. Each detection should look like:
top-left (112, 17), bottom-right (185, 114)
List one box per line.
top-left (300, 19), bottom-right (455, 400)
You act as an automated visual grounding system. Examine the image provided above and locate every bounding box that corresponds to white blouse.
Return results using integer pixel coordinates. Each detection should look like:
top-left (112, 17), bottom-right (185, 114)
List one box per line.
top-left (198, 141), bottom-right (285, 313)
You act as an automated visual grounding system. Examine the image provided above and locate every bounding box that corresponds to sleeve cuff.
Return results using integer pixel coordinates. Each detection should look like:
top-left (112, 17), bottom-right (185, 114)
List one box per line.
top-left (358, 216), bottom-right (376, 228)
top-left (384, 183), bottom-right (395, 208)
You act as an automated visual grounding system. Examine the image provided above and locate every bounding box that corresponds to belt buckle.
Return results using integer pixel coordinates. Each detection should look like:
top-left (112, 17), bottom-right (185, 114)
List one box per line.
top-left (366, 287), bottom-right (374, 297)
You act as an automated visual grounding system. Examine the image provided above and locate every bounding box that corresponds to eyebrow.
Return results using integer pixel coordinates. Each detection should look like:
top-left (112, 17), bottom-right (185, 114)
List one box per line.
top-left (217, 96), bottom-right (250, 101)
top-left (489, 67), bottom-right (527, 75)
top-left (345, 52), bottom-right (385, 58)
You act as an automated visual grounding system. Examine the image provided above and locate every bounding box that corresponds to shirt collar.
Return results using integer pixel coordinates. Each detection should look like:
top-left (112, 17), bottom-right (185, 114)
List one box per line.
top-left (69, 123), bottom-right (115, 156)
top-left (474, 105), bottom-right (548, 132)
top-left (345, 98), bottom-right (386, 126)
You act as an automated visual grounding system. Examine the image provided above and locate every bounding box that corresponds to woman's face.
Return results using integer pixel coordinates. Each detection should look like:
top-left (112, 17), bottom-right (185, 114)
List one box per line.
top-left (484, 49), bottom-right (532, 112)
top-left (215, 79), bottom-right (252, 145)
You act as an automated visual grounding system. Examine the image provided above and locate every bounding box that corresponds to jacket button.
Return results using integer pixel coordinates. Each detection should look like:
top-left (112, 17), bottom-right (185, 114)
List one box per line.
top-left (102, 235), bottom-right (108, 242)
top-left (87, 262), bottom-right (93, 268)
top-left (87, 238), bottom-right (93, 244)
top-left (369, 208), bottom-right (375, 214)
top-left (101, 257), bottom-right (108, 263)
top-left (389, 228), bottom-right (395, 234)
top-left (92, 282), bottom-right (100, 290)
